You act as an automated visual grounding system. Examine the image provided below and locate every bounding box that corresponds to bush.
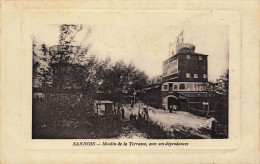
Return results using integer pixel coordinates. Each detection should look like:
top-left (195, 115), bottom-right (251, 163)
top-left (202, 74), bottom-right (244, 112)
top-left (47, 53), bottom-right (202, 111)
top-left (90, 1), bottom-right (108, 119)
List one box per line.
top-left (32, 93), bottom-right (95, 138)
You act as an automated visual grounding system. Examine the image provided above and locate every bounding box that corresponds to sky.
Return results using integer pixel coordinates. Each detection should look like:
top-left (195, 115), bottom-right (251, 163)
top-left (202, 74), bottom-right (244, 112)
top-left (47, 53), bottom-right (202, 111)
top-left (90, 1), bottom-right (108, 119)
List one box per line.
top-left (33, 11), bottom-right (229, 81)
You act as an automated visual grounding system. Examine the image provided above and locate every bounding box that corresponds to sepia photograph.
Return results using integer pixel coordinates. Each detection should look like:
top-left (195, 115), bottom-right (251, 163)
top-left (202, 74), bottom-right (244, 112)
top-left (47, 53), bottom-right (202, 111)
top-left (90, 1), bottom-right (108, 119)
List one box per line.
top-left (1, 0), bottom-right (259, 163)
top-left (32, 19), bottom-right (229, 139)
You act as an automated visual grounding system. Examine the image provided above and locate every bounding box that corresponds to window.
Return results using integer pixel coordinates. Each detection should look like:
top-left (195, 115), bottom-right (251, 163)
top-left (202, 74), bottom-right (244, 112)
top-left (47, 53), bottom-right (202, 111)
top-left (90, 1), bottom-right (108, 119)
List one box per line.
top-left (163, 85), bottom-right (168, 90)
top-left (174, 85), bottom-right (178, 90)
top-left (203, 74), bottom-right (207, 78)
top-left (194, 74), bottom-right (198, 78)
top-left (186, 73), bottom-right (191, 78)
top-left (186, 84), bottom-right (192, 90)
top-left (180, 84), bottom-right (185, 90)
top-left (187, 55), bottom-right (191, 59)
top-left (199, 56), bottom-right (203, 60)
top-left (194, 84), bottom-right (199, 90)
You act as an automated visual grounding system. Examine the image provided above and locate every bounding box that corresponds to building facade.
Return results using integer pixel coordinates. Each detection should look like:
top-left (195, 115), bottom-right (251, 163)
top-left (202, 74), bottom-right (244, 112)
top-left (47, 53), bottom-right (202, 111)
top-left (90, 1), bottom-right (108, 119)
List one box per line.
top-left (137, 33), bottom-right (216, 116)
top-left (161, 49), bottom-right (209, 112)
top-left (159, 31), bottom-right (212, 113)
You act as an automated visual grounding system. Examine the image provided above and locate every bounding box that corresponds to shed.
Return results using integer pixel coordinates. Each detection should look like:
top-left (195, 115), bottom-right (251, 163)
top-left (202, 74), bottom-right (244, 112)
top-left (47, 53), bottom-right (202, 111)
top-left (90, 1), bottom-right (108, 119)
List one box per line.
top-left (177, 92), bottom-right (212, 115)
top-left (94, 100), bottom-right (114, 115)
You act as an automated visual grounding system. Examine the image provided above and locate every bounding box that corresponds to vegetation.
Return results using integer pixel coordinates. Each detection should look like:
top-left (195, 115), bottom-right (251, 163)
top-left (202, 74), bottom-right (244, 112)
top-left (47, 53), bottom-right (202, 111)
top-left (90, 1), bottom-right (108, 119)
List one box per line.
top-left (32, 24), bottom-right (150, 138)
top-left (203, 70), bottom-right (229, 96)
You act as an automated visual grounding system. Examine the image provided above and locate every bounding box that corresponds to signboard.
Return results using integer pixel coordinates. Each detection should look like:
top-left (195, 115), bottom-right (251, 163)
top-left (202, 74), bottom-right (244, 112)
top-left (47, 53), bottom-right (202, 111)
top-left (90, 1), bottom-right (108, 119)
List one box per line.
top-left (202, 102), bottom-right (209, 105)
top-left (162, 59), bottom-right (179, 77)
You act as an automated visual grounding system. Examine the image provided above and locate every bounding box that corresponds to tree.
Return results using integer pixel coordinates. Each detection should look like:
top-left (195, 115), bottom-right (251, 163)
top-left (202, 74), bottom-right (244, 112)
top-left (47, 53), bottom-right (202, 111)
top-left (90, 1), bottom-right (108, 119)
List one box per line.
top-left (149, 75), bottom-right (162, 85)
top-left (95, 59), bottom-right (149, 103)
top-left (215, 70), bottom-right (229, 95)
top-left (203, 70), bottom-right (229, 96)
top-left (59, 24), bottom-right (83, 45)
top-left (33, 25), bottom-right (96, 129)
top-left (46, 24), bottom-right (96, 91)
top-left (32, 37), bottom-right (51, 88)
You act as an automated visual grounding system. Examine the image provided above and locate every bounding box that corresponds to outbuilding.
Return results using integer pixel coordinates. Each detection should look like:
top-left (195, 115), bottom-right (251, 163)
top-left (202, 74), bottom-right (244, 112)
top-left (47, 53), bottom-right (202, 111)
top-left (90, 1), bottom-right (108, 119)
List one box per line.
top-left (94, 100), bottom-right (114, 116)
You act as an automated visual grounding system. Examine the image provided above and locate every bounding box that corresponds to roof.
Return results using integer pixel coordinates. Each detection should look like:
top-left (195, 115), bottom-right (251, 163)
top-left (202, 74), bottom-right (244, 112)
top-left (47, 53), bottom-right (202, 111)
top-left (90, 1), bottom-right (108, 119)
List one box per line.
top-left (178, 92), bottom-right (211, 98)
top-left (137, 84), bottom-right (160, 92)
top-left (161, 76), bottom-right (179, 83)
top-left (94, 100), bottom-right (113, 104)
top-left (163, 52), bottom-right (208, 64)
top-left (178, 52), bottom-right (208, 56)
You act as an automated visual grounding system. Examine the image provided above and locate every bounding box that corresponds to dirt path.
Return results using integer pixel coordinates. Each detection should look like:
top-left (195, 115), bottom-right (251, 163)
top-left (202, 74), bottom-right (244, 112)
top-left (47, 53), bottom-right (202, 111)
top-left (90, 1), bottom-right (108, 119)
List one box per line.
top-left (122, 102), bottom-right (211, 139)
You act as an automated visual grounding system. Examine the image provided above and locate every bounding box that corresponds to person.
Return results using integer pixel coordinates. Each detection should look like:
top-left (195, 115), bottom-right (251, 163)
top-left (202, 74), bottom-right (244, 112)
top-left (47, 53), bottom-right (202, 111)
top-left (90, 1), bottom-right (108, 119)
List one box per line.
top-left (173, 105), bottom-right (177, 112)
top-left (133, 114), bottom-right (137, 123)
top-left (143, 104), bottom-right (147, 115)
top-left (114, 106), bottom-right (117, 115)
top-left (143, 104), bottom-right (147, 111)
top-left (117, 106), bottom-right (120, 114)
top-left (145, 108), bottom-right (149, 121)
top-left (211, 119), bottom-right (218, 138)
top-left (141, 110), bottom-right (146, 120)
top-left (169, 105), bottom-right (173, 113)
top-left (138, 111), bottom-right (142, 120)
top-left (130, 112), bottom-right (133, 123)
top-left (121, 107), bottom-right (125, 120)
top-left (116, 105), bottom-right (119, 114)
top-left (131, 100), bottom-right (134, 108)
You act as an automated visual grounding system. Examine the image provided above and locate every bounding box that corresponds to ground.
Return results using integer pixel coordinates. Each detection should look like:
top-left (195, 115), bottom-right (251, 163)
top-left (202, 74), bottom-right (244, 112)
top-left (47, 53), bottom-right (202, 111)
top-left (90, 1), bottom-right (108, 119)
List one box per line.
top-left (33, 100), bottom-right (213, 139)
top-left (115, 105), bottom-right (149, 139)
top-left (122, 102), bottom-right (212, 139)
top-left (117, 121), bottom-right (149, 139)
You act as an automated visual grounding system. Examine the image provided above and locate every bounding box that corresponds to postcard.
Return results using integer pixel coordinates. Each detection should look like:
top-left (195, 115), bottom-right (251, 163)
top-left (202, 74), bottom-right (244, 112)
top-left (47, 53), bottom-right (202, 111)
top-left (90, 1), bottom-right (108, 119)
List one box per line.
top-left (0, 1), bottom-right (259, 164)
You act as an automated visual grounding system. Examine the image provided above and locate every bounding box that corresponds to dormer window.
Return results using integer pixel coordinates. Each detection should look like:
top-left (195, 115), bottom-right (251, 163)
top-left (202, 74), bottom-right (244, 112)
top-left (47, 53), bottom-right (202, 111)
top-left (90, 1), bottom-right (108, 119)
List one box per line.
top-left (199, 56), bottom-right (203, 60)
top-left (194, 74), bottom-right (198, 78)
top-left (187, 55), bottom-right (191, 59)
top-left (186, 73), bottom-right (191, 78)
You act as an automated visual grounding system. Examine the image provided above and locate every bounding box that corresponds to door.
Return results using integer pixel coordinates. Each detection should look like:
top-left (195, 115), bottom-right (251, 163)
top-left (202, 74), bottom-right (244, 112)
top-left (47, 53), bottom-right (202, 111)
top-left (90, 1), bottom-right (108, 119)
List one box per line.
top-left (105, 103), bottom-right (113, 115)
top-left (168, 97), bottom-right (179, 110)
top-left (169, 83), bottom-right (173, 91)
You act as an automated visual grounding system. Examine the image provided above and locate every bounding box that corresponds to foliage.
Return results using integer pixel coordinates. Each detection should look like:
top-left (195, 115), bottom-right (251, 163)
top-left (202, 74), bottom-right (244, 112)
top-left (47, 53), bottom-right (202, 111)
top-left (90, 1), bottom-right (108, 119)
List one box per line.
top-left (203, 70), bottom-right (229, 95)
top-left (95, 59), bottom-right (149, 102)
top-left (59, 24), bottom-right (83, 45)
top-left (33, 24), bottom-right (150, 96)
top-left (215, 70), bottom-right (229, 95)
top-left (148, 75), bottom-right (162, 85)
top-left (32, 24), bottom-right (151, 137)
top-left (33, 38), bottom-right (51, 88)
